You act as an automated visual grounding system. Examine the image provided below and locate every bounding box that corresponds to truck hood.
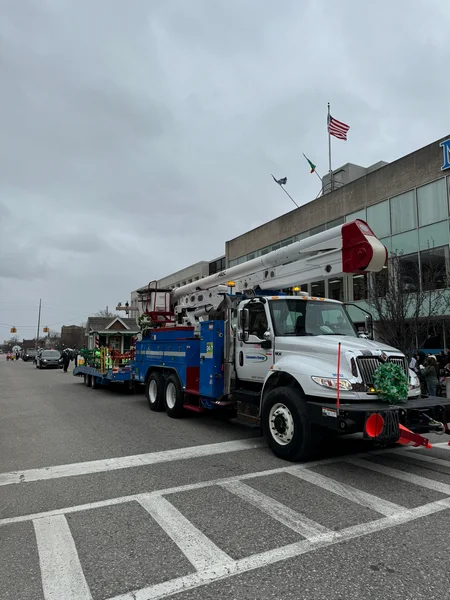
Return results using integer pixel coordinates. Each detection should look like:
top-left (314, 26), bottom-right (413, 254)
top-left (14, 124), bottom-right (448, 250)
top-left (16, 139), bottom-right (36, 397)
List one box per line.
top-left (276, 335), bottom-right (403, 359)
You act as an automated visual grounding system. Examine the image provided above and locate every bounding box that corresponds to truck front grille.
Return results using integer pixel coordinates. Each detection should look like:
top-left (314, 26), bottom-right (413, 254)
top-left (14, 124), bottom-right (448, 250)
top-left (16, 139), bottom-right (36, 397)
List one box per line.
top-left (356, 356), bottom-right (408, 386)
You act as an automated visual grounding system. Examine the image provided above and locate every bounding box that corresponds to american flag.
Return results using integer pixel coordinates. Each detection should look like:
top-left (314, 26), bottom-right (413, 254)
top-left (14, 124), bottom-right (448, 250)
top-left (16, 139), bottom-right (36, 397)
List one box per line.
top-left (327, 114), bottom-right (350, 140)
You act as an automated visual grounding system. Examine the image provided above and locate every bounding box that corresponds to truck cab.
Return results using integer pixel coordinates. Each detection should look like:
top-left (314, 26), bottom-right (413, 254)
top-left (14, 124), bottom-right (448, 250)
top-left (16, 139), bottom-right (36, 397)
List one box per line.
top-left (235, 294), bottom-right (420, 402)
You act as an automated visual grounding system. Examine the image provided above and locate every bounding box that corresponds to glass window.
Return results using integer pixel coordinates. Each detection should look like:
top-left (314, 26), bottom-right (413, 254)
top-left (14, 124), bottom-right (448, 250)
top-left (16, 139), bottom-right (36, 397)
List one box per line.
top-left (390, 190), bottom-right (417, 234)
top-left (310, 224), bottom-right (325, 236)
top-left (228, 259), bottom-right (238, 267)
top-left (371, 266), bottom-right (389, 298)
top-left (310, 280), bottom-right (325, 297)
top-left (328, 277), bottom-right (344, 301)
top-left (379, 237), bottom-right (392, 253)
top-left (327, 216), bottom-right (345, 229)
top-left (420, 247), bottom-right (449, 290)
top-left (399, 253), bottom-right (419, 293)
top-left (353, 274), bottom-right (367, 301)
top-left (391, 230), bottom-right (419, 255)
top-left (418, 221), bottom-right (449, 251)
top-left (346, 208), bottom-right (366, 222)
top-left (271, 242), bottom-right (281, 252)
top-left (417, 178), bottom-right (447, 226)
top-left (295, 231), bottom-right (309, 241)
top-left (261, 247), bottom-right (269, 256)
top-left (269, 299), bottom-right (356, 337)
top-left (280, 237), bottom-right (294, 247)
top-left (367, 200), bottom-right (390, 238)
top-left (247, 252), bottom-right (256, 260)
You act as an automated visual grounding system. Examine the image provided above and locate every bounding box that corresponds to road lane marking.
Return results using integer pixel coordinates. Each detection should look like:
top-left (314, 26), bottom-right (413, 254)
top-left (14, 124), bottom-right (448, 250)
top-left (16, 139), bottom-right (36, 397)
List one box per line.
top-left (221, 480), bottom-right (333, 540)
top-left (0, 438), bottom-right (266, 486)
top-left (0, 460), bottom-right (339, 527)
top-left (347, 457), bottom-right (450, 495)
top-left (138, 496), bottom-right (233, 571)
top-left (382, 449), bottom-right (450, 471)
top-left (106, 496), bottom-right (450, 600)
top-left (289, 466), bottom-right (404, 516)
top-left (34, 515), bottom-right (92, 600)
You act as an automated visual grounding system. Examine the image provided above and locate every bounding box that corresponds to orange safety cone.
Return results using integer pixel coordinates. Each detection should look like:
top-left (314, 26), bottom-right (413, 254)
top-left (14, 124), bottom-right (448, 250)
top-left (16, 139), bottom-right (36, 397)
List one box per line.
top-left (365, 413), bottom-right (385, 438)
top-left (397, 424), bottom-right (432, 449)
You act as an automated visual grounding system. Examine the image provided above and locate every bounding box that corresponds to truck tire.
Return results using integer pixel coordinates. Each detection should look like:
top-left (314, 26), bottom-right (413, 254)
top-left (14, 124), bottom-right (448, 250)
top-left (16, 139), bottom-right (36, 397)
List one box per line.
top-left (262, 386), bottom-right (319, 461)
top-left (91, 376), bottom-right (98, 389)
top-left (164, 374), bottom-right (184, 418)
top-left (146, 373), bottom-right (165, 411)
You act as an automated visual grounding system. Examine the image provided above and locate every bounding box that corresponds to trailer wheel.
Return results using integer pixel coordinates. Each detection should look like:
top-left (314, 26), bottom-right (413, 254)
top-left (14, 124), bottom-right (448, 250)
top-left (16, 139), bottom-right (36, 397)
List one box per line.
top-left (86, 374), bottom-right (92, 388)
top-left (91, 376), bottom-right (98, 389)
top-left (83, 374), bottom-right (87, 386)
top-left (164, 374), bottom-right (184, 418)
top-left (262, 386), bottom-right (319, 461)
top-left (146, 373), bottom-right (165, 411)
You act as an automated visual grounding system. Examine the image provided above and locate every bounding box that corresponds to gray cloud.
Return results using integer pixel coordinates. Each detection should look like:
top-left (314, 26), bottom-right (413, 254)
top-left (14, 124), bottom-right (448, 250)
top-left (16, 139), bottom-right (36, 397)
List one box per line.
top-left (1, 0), bottom-right (449, 341)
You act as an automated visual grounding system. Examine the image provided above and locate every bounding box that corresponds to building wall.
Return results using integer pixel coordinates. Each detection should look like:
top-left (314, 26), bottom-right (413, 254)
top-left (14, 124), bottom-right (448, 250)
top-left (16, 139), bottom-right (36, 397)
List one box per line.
top-left (226, 134), bottom-right (450, 263)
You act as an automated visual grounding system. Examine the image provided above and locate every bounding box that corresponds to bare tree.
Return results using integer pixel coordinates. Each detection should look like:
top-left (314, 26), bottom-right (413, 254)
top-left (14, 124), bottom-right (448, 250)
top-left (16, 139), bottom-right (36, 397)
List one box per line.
top-left (367, 249), bottom-right (450, 354)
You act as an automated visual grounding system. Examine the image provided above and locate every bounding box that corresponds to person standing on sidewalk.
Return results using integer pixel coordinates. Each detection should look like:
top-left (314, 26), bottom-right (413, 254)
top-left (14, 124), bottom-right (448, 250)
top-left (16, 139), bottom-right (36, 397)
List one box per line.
top-left (424, 355), bottom-right (439, 397)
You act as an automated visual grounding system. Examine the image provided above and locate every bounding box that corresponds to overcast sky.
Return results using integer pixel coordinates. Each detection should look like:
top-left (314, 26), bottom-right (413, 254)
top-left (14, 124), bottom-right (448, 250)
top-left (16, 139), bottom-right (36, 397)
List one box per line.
top-left (1, 0), bottom-right (449, 344)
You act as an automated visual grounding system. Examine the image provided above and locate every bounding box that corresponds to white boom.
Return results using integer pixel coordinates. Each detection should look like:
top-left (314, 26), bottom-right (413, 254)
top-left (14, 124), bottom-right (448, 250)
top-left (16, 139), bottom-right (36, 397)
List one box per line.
top-left (172, 220), bottom-right (386, 304)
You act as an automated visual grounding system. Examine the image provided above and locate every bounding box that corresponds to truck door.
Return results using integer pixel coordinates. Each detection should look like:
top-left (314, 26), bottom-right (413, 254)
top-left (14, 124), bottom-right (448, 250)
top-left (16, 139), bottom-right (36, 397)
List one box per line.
top-left (235, 300), bottom-right (274, 383)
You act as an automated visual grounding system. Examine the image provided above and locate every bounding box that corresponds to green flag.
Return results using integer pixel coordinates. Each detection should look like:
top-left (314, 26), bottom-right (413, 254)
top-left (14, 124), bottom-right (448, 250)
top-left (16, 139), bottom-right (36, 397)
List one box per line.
top-left (304, 155), bottom-right (316, 174)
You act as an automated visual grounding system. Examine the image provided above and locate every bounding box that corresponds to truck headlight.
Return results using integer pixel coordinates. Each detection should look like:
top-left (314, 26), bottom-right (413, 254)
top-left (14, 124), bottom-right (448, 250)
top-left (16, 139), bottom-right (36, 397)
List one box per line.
top-left (311, 377), bottom-right (353, 391)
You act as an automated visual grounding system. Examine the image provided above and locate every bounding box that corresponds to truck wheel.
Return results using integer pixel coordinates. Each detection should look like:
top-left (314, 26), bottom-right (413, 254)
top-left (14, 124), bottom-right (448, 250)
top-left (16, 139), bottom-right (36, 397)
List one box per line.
top-left (86, 374), bottom-right (92, 387)
top-left (262, 386), bottom-right (319, 461)
top-left (91, 376), bottom-right (98, 389)
top-left (146, 373), bottom-right (165, 411)
top-left (164, 374), bottom-right (184, 418)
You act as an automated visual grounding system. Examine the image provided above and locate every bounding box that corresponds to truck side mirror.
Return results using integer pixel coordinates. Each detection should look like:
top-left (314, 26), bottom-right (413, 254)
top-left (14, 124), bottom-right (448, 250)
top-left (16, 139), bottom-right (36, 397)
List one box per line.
top-left (365, 314), bottom-right (373, 340)
top-left (239, 308), bottom-right (250, 341)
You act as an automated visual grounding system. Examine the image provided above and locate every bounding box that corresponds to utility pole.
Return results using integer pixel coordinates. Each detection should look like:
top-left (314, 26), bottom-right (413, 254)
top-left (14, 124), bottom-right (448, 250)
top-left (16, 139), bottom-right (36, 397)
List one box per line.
top-left (35, 299), bottom-right (42, 350)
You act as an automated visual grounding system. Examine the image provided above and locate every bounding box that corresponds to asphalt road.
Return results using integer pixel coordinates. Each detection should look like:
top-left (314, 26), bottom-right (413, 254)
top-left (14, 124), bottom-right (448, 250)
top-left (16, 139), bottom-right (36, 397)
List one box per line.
top-left (1, 356), bottom-right (450, 600)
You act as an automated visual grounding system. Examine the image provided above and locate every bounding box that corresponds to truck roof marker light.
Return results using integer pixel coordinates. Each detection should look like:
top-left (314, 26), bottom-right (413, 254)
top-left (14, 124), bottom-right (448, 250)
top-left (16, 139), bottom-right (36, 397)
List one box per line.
top-left (292, 286), bottom-right (300, 292)
top-left (227, 281), bottom-right (235, 287)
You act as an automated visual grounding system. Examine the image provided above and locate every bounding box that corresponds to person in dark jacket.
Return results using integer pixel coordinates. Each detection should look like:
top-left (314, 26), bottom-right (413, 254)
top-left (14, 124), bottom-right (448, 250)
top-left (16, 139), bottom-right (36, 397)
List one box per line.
top-left (424, 355), bottom-right (439, 396)
top-left (62, 349), bottom-right (71, 373)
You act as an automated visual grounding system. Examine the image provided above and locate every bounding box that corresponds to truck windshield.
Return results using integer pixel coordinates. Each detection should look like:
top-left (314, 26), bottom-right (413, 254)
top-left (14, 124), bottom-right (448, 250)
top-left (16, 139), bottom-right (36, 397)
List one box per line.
top-left (269, 299), bottom-right (357, 337)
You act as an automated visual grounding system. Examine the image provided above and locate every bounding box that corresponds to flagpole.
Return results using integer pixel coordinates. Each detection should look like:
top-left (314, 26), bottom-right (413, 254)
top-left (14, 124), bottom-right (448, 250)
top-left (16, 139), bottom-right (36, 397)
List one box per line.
top-left (327, 102), bottom-right (333, 192)
top-left (302, 153), bottom-right (323, 183)
top-left (271, 175), bottom-right (299, 208)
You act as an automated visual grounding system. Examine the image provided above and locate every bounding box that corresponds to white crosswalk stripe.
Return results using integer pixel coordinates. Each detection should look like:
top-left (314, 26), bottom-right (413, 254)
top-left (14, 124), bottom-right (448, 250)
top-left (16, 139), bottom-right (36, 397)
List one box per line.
top-left (3, 442), bottom-right (450, 600)
top-left (221, 480), bottom-right (334, 540)
top-left (138, 495), bottom-right (234, 571)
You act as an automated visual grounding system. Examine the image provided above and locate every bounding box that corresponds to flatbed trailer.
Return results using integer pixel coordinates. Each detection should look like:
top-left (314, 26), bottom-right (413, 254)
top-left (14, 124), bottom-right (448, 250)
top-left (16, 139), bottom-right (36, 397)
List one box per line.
top-left (73, 364), bottom-right (135, 390)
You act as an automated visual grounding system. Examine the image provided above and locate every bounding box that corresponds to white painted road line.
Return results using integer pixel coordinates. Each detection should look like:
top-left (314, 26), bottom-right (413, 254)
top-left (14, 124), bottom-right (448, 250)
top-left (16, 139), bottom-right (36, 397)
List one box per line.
top-left (222, 480), bottom-right (333, 541)
top-left (107, 496), bottom-right (450, 600)
top-left (138, 496), bottom-right (234, 571)
top-left (0, 438), bottom-right (266, 487)
top-left (388, 449), bottom-right (450, 470)
top-left (289, 466), bottom-right (404, 517)
top-left (347, 457), bottom-right (450, 495)
top-left (34, 515), bottom-right (92, 600)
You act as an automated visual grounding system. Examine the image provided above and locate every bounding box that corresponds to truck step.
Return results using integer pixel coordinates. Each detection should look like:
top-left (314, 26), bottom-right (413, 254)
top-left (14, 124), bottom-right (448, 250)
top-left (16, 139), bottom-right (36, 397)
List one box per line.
top-left (236, 400), bottom-right (260, 427)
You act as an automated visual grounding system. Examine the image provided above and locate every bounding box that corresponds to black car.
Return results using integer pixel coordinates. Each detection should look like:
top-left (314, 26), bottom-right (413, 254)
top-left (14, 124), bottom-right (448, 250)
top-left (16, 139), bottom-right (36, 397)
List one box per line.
top-left (23, 349), bottom-right (37, 362)
top-left (36, 350), bottom-right (62, 369)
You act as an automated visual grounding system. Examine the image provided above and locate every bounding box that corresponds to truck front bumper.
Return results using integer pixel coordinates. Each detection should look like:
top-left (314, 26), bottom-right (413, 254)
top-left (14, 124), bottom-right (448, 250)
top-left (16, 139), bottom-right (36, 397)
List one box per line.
top-left (307, 395), bottom-right (450, 437)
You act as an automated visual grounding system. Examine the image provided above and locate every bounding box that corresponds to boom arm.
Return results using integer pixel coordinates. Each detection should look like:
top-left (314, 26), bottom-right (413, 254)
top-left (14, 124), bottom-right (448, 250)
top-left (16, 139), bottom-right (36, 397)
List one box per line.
top-left (172, 220), bottom-right (387, 302)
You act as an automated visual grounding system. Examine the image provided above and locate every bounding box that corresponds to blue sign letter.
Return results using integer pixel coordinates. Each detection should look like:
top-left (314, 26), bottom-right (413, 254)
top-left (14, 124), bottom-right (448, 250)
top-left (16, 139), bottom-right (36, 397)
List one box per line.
top-left (440, 138), bottom-right (450, 171)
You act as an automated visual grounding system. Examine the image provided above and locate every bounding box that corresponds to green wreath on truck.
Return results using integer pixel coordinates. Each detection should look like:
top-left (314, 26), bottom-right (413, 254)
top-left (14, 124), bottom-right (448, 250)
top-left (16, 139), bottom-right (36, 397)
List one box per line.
top-left (373, 362), bottom-right (408, 405)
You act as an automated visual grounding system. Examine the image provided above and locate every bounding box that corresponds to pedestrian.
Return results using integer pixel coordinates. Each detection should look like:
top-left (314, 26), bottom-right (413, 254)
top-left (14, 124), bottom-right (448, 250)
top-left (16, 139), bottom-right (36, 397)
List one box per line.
top-left (424, 355), bottom-right (439, 397)
top-left (62, 349), bottom-right (71, 373)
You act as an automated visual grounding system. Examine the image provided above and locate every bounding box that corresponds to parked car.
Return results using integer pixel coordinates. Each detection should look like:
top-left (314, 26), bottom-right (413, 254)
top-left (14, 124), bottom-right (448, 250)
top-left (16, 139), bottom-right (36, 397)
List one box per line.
top-left (36, 349), bottom-right (62, 369)
top-left (23, 349), bottom-right (37, 362)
